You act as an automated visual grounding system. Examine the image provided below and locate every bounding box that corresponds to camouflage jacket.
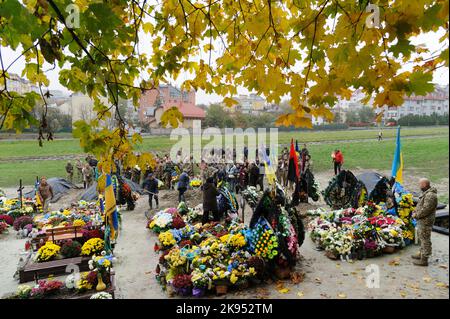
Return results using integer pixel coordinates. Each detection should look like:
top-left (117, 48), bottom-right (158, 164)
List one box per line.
top-left (414, 187), bottom-right (438, 225)
top-left (201, 166), bottom-right (218, 182)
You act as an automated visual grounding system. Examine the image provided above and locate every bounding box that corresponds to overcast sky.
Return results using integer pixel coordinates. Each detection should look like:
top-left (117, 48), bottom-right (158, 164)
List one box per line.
top-left (2, 26), bottom-right (448, 105)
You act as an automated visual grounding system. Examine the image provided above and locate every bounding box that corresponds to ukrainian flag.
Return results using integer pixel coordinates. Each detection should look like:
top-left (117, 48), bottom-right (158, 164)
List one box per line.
top-left (260, 144), bottom-right (276, 186)
top-left (391, 126), bottom-right (403, 184)
top-left (105, 174), bottom-right (119, 240)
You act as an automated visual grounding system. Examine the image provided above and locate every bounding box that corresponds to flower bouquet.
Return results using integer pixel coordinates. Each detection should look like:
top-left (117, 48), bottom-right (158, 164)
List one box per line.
top-left (249, 223), bottom-right (278, 260)
top-left (0, 221), bottom-right (8, 234)
top-left (13, 215), bottom-right (33, 231)
top-left (191, 270), bottom-right (210, 297)
top-left (148, 210), bottom-right (173, 233)
top-left (190, 178), bottom-right (202, 189)
top-left (220, 232), bottom-right (246, 250)
top-left (90, 291), bottom-right (113, 299)
top-left (60, 239), bottom-right (82, 258)
top-left (241, 186), bottom-right (261, 208)
top-left (164, 248), bottom-right (187, 268)
top-left (172, 215), bottom-right (186, 229)
top-left (0, 214), bottom-right (13, 226)
top-left (158, 230), bottom-right (177, 249)
top-left (364, 238), bottom-right (380, 257)
top-left (211, 265), bottom-right (230, 295)
top-left (36, 242), bottom-right (61, 262)
top-left (30, 279), bottom-right (64, 298)
top-left (172, 274), bottom-right (192, 296)
top-left (81, 238), bottom-right (105, 256)
top-left (88, 253), bottom-right (114, 291)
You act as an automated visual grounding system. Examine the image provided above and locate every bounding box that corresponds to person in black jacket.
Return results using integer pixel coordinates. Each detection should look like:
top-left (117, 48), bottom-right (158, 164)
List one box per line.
top-left (177, 170), bottom-right (190, 203)
top-left (202, 177), bottom-right (219, 224)
top-left (142, 173), bottom-right (159, 209)
top-left (249, 162), bottom-right (260, 187)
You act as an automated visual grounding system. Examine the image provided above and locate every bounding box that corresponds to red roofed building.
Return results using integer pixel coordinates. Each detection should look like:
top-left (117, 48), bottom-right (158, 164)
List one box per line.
top-left (139, 84), bottom-right (205, 128)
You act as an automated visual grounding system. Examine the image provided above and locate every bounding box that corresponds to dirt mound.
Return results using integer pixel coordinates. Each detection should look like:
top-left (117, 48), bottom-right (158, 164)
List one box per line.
top-left (159, 188), bottom-right (203, 207)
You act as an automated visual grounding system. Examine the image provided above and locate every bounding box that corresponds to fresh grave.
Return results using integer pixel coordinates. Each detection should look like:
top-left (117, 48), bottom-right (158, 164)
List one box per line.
top-left (308, 193), bottom-right (416, 260)
top-left (5, 252), bottom-right (116, 299)
top-left (148, 186), bottom-right (304, 297)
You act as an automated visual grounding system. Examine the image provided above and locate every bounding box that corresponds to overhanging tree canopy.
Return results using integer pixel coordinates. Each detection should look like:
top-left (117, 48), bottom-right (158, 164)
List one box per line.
top-left (0, 0), bottom-right (448, 171)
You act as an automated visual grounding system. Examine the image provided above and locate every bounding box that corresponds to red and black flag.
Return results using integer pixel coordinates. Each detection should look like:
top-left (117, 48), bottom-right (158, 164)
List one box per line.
top-left (287, 139), bottom-right (299, 183)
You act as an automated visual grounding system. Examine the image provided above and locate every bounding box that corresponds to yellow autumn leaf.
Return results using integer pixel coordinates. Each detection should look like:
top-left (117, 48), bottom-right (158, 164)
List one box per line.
top-left (278, 288), bottom-right (290, 294)
top-left (160, 106), bottom-right (184, 128)
top-left (436, 282), bottom-right (448, 288)
top-left (422, 277), bottom-right (432, 283)
top-left (222, 97), bottom-right (238, 108)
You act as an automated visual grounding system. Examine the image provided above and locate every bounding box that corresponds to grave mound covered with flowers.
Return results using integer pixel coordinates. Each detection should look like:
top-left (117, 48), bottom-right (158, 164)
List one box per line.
top-left (148, 188), bottom-right (304, 297)
top-left (308, 194), bottom-right (416, 260)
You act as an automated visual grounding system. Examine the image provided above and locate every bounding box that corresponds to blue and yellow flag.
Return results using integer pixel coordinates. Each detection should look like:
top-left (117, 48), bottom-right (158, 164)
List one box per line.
top-left (260, 144), bottom-right (277, 186)
top-left (105, 174), bottom-right (119, 240)
top-left (391, 126), bottom-right (403, 184)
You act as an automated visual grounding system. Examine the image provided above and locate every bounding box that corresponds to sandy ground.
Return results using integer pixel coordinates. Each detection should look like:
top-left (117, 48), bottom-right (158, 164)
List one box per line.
top-left (1, 170), bottom-right (448, 299)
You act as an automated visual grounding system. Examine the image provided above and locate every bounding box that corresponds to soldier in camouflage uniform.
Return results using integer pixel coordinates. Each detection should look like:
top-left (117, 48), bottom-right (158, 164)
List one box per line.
top-left (412, 178), bottom-right (438, 266)
top-left (163, 160), bottom-right (175, 190)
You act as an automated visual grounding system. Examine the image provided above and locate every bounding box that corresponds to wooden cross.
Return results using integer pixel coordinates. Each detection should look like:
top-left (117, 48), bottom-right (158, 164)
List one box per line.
top-left (17, 179), bottom-right (24, 208)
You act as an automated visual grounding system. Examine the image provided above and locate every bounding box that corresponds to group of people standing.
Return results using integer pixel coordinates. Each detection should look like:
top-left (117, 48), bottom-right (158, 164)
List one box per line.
top-left (65, 156), bottom-right (98, 189)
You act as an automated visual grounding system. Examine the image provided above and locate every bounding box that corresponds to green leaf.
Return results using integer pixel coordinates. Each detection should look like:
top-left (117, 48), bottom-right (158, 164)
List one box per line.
top-left (408, 72), bottom-right (434, 96)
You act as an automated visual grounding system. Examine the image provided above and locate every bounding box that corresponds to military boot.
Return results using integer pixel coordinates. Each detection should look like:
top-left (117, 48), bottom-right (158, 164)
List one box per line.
top-left (411, 252), bottom-right (421, 260)
top-left (413, 257), bottom-right (428, 266)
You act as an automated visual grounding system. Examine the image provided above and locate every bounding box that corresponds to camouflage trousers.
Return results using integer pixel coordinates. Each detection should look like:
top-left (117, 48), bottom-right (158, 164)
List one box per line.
top-left (417, 222), bottom-right (433, 258)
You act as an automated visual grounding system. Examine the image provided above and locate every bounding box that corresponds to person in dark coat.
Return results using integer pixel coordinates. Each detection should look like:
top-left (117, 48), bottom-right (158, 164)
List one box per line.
top-left (177, 170), bottom-right (190, 203)
top-left (142, 174), bottom-right (159, 209)
top-left (202, 177), bottom-right (220, 223)
top-left (249, 162), bottom-right (260, 187)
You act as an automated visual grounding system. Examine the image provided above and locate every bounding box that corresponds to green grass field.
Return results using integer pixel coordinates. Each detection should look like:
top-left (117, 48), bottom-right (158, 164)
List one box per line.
top-left (0, 126), bottom-right (448, 188)
top-left (0, 126), bottom-right (447, 159)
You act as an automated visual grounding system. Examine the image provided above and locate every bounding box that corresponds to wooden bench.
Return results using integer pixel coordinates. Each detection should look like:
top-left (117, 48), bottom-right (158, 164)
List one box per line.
top-left (45, 225), bottom-right (83, 243)
top-left (19, 256), bottom-right (91, 283)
